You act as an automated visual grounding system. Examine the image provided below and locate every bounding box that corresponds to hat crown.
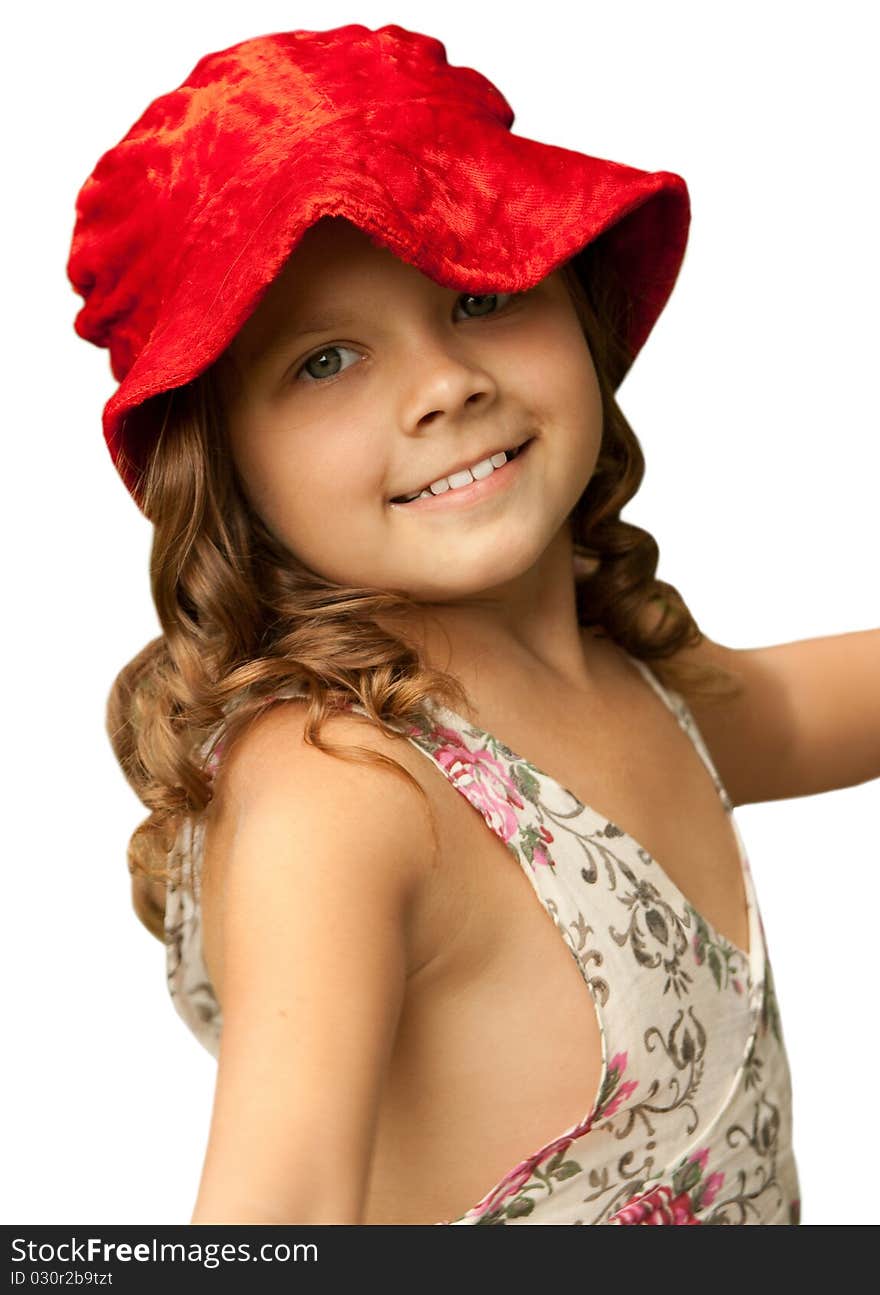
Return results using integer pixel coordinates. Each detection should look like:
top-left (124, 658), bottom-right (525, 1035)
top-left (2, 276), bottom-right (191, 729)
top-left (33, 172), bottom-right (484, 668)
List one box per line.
top-left (66, 20), bottom-right (690, 509)
top-left (67, 24), bottom-right (514, 381)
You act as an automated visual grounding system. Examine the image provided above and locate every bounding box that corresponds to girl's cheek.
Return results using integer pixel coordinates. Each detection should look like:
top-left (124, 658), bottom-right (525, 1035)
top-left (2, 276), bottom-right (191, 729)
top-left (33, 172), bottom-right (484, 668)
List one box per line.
top-left (345, 456), bottom-right (389, 504)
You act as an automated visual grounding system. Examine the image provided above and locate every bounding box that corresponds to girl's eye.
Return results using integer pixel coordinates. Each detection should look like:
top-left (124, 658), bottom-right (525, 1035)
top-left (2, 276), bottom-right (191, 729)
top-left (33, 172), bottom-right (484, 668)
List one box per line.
top-left (454, 291), bottom-right (517, 321)
top-left (295, 344), bottom-right (362, 385)
top-left (293, 291), bottom-right (518, 385)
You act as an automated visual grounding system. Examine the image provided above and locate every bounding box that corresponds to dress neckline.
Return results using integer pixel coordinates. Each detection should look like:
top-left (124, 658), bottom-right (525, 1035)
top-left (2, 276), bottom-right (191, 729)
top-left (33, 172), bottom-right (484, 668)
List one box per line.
top-left (419, 650), bottom-right (765, 989)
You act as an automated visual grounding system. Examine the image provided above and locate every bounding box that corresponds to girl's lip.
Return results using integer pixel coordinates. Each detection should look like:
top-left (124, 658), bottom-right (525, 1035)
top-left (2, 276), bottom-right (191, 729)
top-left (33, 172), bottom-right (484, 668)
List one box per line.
top-left (388, 437), bottom-right (535, 513)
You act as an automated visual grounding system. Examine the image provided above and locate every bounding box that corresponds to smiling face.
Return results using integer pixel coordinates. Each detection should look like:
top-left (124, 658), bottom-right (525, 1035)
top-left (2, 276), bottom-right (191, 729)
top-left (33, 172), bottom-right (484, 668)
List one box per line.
top-left (220, 216), bottom-right (603, 604)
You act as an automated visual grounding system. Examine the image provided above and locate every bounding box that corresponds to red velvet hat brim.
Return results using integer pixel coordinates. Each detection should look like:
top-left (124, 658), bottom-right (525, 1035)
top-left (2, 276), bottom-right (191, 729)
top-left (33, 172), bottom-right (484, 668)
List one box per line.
top-left (77, 97), bottom-right (689, 510)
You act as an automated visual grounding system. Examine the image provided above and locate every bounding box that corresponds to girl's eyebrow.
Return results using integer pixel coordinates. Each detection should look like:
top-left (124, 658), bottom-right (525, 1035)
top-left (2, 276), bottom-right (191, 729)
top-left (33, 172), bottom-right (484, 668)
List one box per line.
top-left (290, 312), bottom-right (362, 337)
top-left (248, 313), bottom-right (362, 368)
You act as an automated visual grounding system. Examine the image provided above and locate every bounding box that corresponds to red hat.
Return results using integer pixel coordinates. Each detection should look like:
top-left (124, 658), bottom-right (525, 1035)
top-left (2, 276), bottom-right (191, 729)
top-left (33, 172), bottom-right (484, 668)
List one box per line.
top-left (67, 22), bottom-right (690, 513)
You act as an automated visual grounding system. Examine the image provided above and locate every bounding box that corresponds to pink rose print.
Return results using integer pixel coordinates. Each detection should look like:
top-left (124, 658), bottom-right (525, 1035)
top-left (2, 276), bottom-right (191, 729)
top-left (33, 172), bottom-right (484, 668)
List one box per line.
top-left (431, 728), bottom-right (525, 843)
top-left (679, 1147), bottom-right (725, 1209)
top-left (609, 1184), bottom-right (701, 1226)
top-left (701, 1172), bottom-right (724, 1207)
top-left (609, 1146), bottom-right (725, 1224)
top-left (596, 1052), bottom-right (639, 1121)
top-left (471, 1157), bottom-right (545, 1218)
top-left (469, 1108), bottom-right (598, 1220)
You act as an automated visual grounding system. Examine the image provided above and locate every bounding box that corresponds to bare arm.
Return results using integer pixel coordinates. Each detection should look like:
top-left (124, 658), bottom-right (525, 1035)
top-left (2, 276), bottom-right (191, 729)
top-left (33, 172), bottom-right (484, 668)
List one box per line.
top-left (673, 629), bottom-right (880, 806)
top-left (189, 704), bottom-right (434, 1225)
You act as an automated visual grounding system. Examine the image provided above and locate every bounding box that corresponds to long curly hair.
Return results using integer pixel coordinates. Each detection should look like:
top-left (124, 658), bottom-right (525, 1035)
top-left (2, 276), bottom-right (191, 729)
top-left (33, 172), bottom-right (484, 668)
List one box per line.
top-left (109, 236), bottom-right (743, 942)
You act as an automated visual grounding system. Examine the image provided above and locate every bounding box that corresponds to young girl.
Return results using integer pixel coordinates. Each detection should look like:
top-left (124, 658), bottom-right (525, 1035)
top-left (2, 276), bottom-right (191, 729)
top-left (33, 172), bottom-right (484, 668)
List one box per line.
top-left (67, 23), bottom-right (877, 1226)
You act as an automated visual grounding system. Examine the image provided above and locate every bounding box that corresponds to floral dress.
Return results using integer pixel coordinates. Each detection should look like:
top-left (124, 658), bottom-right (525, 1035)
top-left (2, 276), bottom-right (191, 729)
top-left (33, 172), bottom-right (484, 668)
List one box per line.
top-left (164, 652), bottom-right (801, 1225)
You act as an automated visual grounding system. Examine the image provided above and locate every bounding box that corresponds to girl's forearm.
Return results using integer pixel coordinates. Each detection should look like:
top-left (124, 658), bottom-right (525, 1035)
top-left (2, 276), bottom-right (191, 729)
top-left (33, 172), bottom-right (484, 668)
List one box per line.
top-left (762, 628), bottom-right (880, 797)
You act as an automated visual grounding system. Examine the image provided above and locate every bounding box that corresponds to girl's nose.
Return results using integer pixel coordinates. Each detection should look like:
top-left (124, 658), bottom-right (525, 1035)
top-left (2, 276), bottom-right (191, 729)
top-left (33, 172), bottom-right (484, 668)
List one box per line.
top-left (398, 335), bottom-right (499, 433)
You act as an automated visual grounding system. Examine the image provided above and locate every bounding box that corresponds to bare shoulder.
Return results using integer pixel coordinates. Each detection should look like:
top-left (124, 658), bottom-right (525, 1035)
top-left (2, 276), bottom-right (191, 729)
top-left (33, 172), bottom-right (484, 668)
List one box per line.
top-left (200, 699), bottom-right (441, 1005)
top-left (214, 698), bottom-right (435, 807)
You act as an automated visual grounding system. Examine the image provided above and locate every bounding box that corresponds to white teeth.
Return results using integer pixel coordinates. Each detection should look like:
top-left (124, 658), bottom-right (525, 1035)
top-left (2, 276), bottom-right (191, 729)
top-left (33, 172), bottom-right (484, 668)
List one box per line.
top-left (396, 446), bottom-right (520, 503)
top-left (428, 449), bottom-right (513, 495)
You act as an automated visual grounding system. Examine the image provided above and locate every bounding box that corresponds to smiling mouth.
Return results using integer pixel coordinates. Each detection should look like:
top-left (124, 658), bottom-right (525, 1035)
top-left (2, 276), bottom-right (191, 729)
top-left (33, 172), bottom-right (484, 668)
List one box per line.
top-left (390, 441), bottom-right (530, 504)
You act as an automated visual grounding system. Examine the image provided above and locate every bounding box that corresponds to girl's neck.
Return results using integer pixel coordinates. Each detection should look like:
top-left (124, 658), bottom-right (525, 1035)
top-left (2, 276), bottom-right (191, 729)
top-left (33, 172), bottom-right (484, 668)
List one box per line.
top-left (383, 524), bottom-right (604, 703)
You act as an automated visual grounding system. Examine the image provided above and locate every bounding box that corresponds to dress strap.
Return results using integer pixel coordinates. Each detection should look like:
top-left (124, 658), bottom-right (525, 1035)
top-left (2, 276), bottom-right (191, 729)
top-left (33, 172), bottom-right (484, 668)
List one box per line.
top-left (622, 652), bottom-right (734, 813)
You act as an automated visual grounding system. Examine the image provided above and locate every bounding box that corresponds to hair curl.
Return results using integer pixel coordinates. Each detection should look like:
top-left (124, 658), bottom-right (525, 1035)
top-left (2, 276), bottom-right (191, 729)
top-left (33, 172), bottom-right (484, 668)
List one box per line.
top-left (110, 237), bottom-right (742, 943)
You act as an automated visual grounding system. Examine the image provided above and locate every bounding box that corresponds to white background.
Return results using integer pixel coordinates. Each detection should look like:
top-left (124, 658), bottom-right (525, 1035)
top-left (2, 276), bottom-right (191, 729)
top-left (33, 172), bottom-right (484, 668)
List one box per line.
top-left (3, 0), bottom-right (876, 1226)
